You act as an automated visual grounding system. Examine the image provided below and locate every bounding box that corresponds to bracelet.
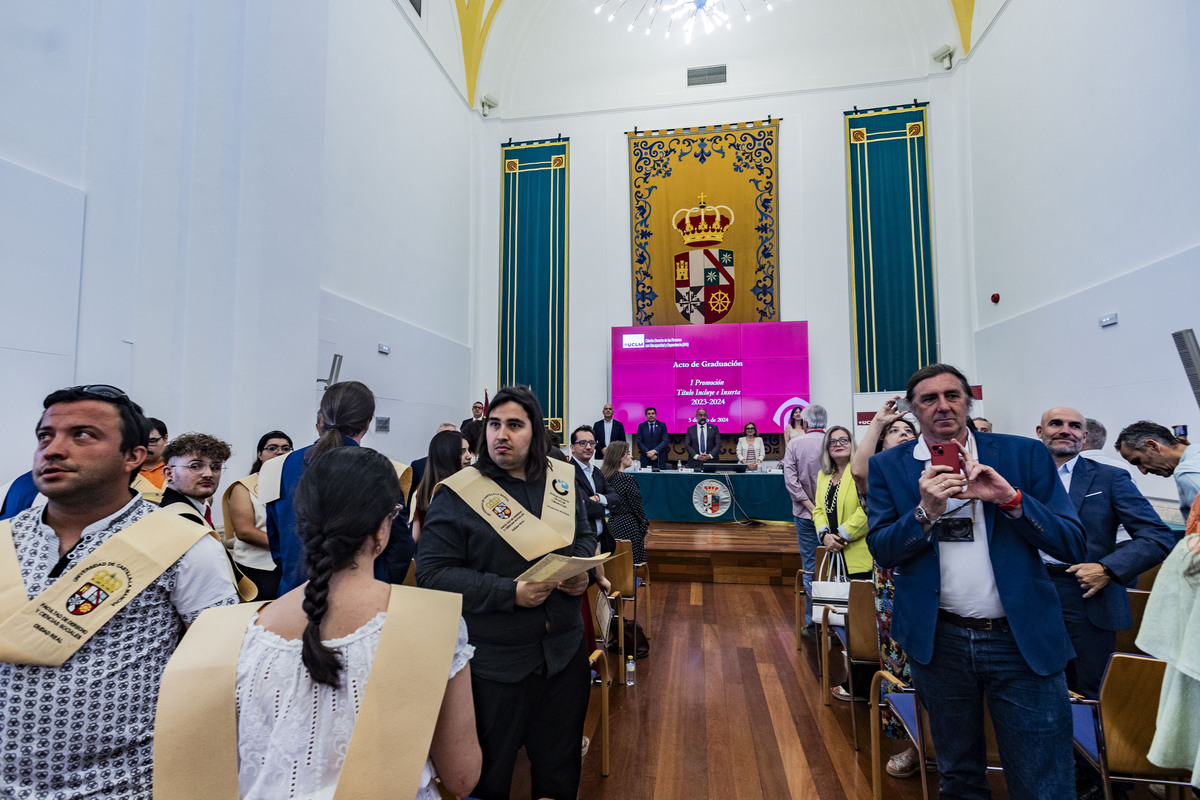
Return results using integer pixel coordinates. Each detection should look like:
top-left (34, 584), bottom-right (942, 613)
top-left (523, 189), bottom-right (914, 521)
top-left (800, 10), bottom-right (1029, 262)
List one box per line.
top-left (997, 489), bottom-right (1022, 512)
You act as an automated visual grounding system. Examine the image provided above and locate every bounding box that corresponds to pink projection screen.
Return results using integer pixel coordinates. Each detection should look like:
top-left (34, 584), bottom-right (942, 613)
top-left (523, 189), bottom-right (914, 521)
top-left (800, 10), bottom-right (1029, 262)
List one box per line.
top-left (610, 322), bottom-right (810, 435)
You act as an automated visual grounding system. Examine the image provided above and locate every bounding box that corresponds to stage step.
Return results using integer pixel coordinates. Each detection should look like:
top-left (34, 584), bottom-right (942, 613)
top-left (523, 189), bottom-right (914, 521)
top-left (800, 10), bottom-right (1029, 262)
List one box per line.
top-left (644, 521), bottom-right (802, 585)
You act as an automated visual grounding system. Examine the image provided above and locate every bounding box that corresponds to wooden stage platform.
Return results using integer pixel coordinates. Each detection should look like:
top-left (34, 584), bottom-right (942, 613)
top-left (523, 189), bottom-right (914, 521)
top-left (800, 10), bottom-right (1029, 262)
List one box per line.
top-left (645, 520), bottom-right (802, 586)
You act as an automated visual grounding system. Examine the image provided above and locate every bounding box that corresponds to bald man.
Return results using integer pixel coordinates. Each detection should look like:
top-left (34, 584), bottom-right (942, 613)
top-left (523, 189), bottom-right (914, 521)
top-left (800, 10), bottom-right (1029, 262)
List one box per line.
top-left (1035, 406), bottom-right (1173, 698)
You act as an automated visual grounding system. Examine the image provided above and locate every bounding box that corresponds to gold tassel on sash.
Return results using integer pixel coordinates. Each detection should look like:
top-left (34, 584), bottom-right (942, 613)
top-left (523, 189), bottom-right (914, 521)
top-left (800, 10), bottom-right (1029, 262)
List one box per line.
top-left (154, 585), bottom-right (463, 799)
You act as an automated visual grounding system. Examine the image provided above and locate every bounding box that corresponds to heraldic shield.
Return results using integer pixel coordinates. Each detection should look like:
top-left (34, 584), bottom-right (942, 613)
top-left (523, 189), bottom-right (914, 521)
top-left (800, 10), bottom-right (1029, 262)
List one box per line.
top-left (674, 249), bottom-right (734, 324)
top-left (66, 582), bottom-right (109, 616)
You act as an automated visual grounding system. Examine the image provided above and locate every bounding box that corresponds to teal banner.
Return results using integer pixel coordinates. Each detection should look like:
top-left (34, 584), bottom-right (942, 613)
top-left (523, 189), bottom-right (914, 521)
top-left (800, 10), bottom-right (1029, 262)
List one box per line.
top-left (499, 140), bottom-right (569, 435)
top-left (845, 104), bottom-right (937, 393)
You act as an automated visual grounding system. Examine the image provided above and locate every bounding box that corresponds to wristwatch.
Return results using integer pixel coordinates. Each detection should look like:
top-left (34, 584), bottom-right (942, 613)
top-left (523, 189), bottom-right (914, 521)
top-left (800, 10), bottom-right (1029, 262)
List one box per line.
top-left (914, 504), bottom-right (939, 525)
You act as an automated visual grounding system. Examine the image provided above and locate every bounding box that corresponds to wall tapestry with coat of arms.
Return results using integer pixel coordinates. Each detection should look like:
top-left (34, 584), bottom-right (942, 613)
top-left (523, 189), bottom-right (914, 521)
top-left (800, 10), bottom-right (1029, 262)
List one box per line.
top-left (628, 119), bottom-right (780, 326)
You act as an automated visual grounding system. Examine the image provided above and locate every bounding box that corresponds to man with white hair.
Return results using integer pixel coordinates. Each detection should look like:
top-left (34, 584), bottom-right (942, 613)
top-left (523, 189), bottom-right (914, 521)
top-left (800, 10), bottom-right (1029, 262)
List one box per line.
top-left (783, 403), bottom-right (826, 634)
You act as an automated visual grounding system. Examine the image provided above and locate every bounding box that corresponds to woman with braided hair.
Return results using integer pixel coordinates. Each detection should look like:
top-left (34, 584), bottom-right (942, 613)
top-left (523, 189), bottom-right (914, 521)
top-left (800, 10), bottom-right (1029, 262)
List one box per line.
top-left (264, 381), bottom-right (415, 595)
top-left (222, 446), bottom-right (480, 799)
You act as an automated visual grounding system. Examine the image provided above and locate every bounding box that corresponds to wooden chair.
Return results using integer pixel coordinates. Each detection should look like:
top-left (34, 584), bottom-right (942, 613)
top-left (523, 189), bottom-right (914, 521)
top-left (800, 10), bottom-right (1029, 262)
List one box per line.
top-left (795, 545), bottom-right (828, 650)
top-left (633, 553), bottom-right (652, 639)
top-left (605, 541), bottom-right (637, 664)
top-left (821, 579), bottom-right (878, 750)
top-left (1113, 588), bottom-right (1150, 655)
top-left (1073, 653), bottom-right (1193, 799)
top-left (585, 584), bottom-right (612, 776)
top-left (1133, 561), bottom-right (1161, 591)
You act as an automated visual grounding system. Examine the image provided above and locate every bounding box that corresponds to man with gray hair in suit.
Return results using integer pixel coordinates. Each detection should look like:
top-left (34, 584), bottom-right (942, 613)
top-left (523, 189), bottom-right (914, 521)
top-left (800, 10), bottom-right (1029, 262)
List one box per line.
top-left (783, 403), bottom-right (827, 635)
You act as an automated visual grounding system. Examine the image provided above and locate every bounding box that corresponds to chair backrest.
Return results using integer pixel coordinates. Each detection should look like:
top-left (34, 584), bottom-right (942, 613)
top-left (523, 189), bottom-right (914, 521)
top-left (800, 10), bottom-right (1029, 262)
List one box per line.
top-left (587, 584), bottom-right (611, 643)
top-left (846, 579), bottom-right (878, 661)
top-left (1098, 654), bottom-right (1175, 776)
top-left (1114, 589), bottom-right (1150, 655)
top-left (814, 545), bottom-right (828, 577)
top-left (1134, 562), bottom-right (1161, 591)
top-left (607, 540), bottom-right (635, 598)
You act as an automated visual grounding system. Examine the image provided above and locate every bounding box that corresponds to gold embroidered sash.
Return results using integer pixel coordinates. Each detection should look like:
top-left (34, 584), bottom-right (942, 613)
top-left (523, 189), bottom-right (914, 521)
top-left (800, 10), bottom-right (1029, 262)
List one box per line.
top-left (153, 585), bottom-right (462, 799)
top-left (0, 511), bottom-right (208, 666)
top-left (436, 458), bottom-right (576, 560)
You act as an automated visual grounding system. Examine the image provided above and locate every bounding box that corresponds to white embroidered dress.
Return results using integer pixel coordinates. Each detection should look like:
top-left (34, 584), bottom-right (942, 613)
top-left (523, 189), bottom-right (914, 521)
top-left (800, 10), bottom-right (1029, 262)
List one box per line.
top-left (235, 613), bottom-right (473, 800)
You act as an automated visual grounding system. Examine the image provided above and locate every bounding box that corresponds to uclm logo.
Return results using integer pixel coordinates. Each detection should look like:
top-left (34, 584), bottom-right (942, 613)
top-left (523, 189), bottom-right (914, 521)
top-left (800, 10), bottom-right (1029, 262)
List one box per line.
top-left (622, 333), bottom-right (645, 349)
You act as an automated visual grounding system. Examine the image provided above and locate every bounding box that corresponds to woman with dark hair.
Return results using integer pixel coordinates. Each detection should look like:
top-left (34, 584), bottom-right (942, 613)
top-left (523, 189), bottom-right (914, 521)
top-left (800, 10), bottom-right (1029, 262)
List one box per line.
top-left (600, 441), bottom-right (649, 562)
top-left (221, 430), bottom-right (293, 600)
top-left (736, 421), bottom-right (766, 471)
top-left (410, 430), bottom-right (471, 542)
top-left (264, 381), bottom-right (415, 596)
top-left (783, 406), bottom-right (805, 446)
top-left (847, 398), bottom-right (925, 777)
top-left (160, 447), bottom-right (481, 799)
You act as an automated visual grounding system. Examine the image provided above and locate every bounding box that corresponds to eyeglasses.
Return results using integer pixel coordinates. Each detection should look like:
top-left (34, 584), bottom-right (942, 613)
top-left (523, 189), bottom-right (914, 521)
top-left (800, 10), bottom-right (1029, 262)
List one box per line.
top-left (827, 437), bottom-right (851, 447)
top-left (146, 436), bottom-right (165, 446)
top-left (261, 444), bottom-right (292, 453)
top-left (169, 461), bottom-right (225, 474)
top-left (573, 440), bottom-right (597, 447)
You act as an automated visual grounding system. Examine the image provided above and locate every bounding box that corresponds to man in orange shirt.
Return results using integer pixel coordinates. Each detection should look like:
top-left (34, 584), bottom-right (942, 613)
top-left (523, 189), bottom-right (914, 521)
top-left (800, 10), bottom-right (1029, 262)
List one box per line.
top-left (138, 418), bottom-right (169, 489)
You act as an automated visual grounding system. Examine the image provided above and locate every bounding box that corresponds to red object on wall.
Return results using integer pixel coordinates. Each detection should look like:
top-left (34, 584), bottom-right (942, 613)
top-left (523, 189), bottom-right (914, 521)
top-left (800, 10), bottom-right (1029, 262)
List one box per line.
top-left (990, 293), bottom-right (1000, 303)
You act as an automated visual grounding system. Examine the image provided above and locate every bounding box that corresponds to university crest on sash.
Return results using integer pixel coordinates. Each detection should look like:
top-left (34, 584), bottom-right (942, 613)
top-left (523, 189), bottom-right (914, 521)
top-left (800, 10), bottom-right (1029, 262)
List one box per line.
top-left (672, 194), bottom-right (735, 324)
top-left (66, 570), bottom-right (124, 616)
top-left (483, 494), bottom-right (513, 521)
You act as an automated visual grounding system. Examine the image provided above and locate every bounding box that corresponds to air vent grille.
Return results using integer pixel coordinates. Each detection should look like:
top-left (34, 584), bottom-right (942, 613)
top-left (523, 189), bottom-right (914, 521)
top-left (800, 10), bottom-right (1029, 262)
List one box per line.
top-left (687, 65), bottom-right (727, 87)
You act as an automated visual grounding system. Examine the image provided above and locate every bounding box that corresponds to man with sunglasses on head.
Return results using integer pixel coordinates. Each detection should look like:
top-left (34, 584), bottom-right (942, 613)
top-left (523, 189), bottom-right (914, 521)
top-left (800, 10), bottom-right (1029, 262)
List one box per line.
top-left (0, 385), bottom-right (237, 798)
top-left (158, 432), bottom-right (232, 529)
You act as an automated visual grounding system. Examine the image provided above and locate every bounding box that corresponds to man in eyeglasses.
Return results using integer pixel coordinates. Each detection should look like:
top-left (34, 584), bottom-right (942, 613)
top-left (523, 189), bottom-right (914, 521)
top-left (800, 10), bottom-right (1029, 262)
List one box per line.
top-left (134, 417), bottom-right (170, 502)
top-left (569, 425), bottom-right (618, 550)
top-left (0, 385), bottom-right (237, 797)
top-left (158, 432), bottom-right (233, 528)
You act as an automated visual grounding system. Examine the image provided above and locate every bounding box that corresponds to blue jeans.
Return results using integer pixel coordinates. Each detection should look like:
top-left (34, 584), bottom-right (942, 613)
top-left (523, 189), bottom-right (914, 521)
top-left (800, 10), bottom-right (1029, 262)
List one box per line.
top-left (910, 618), bottom-right (1073, 800)
top-left (793, 516), bottom-right (817, 627)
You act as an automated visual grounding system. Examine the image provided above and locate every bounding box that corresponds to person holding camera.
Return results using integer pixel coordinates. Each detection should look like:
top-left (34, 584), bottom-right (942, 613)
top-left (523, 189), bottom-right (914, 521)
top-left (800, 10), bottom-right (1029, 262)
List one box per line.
top-left (865, 364), bottom-right (1086, 800)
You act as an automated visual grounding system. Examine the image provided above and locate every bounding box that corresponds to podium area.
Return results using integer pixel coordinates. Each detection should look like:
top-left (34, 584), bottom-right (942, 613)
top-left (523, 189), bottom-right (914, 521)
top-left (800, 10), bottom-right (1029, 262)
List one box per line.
top-left (630, 470), bottom-right (792, 523)
top-left (646, 521), bottom-right (802, 586)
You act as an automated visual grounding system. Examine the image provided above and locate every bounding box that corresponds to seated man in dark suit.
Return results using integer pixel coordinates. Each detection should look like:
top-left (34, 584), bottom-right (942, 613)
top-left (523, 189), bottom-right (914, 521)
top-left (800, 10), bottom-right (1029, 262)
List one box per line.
top-left (685, 408), bottom-right (720, 469)
top-left (1035, 406), bottom-right (1173, 698)
top-left (158, 432), bottom-right (232, 528)
top-left (635, 407), bottom-right (669, 470)
top-left (593, 403), bottom-right (626, 458)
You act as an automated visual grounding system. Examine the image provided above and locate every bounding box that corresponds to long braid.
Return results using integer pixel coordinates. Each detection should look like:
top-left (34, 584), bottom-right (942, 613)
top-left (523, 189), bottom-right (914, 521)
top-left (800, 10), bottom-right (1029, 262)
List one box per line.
top-left (301, 535), bottom-right (341, 686)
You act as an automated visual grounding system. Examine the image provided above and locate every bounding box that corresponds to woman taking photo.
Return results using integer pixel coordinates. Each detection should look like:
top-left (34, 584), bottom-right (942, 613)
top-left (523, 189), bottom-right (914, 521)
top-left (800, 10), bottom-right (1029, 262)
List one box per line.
top-left (222, 430), bottom-right (293, 600)
top-left (600, 441), bottom-right (650, 563)
top-left (157, 446), bottom-right (481, 800)
top-left (409, 430), bottom-right (472, 543)
top-left (736, 422), bottom-right (766, 471)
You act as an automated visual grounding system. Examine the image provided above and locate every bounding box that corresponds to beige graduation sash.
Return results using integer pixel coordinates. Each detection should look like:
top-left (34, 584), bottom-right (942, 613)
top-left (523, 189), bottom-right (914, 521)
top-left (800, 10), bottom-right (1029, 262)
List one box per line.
top-left (159, 502), bottom-right (258, 602)
top-left (437, 458), bottom-right (577, 560)
top-left (219, 474), bottom-right (259, 542)
top-left (131, 472), bottom-right (164, 505)
top-left (0, 511), bottom-right (209, 666)
top-left (153, 584), bottom-right (463, 800)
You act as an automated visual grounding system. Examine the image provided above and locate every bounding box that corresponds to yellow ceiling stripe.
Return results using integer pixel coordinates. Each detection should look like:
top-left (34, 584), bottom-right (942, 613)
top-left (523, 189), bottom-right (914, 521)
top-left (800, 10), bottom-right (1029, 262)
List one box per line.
top-left (455, 0), bottom-right (505, 107)
top-left (949, 0), bottom-right (974, 55)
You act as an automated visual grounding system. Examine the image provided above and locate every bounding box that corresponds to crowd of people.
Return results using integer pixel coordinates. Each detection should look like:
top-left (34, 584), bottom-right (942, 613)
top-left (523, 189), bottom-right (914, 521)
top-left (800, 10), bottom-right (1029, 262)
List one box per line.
top-left (0, 368), bottom-right (1196, 799)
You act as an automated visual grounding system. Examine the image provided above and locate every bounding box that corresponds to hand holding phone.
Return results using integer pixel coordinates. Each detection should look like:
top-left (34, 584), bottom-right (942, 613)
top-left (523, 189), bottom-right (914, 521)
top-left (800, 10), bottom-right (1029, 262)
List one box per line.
top-left (929, 440), bottom-right (962, 473)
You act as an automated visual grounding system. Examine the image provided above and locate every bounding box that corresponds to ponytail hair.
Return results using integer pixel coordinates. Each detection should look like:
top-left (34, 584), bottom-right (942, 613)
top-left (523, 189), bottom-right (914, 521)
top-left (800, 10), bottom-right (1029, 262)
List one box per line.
top-left (307, 381), bottom-right (376, 464)
top-left (293, 446), bottom-right (401, 686)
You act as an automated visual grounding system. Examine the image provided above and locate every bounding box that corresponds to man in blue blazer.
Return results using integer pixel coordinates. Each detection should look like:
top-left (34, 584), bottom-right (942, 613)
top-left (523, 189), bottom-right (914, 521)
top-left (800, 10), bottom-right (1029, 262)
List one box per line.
top-left (593, 403), bottom-right (627, 458)
top-left (635, 407), bottom-right (669, 469)
top-left (867, 364), bottom-right (1086, 800)
top-left (1035, 406), bottom-right (1173, 698)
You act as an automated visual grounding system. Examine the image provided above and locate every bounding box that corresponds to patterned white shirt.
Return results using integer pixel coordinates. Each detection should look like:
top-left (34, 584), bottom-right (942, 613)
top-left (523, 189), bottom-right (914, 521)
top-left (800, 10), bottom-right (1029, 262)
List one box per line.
top-left (0, 495), bottom-right (238, 799)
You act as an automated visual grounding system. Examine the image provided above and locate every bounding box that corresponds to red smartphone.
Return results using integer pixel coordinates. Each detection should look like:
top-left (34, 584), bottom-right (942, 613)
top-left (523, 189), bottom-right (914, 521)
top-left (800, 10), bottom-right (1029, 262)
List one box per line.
top-left (929, 441), bottom-right (962, 473)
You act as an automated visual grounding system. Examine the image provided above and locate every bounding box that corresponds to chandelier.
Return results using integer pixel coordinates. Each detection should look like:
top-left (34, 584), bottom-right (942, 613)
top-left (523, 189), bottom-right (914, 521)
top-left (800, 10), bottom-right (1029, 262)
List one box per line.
top-left (593, 0), bottom-right (777, 44)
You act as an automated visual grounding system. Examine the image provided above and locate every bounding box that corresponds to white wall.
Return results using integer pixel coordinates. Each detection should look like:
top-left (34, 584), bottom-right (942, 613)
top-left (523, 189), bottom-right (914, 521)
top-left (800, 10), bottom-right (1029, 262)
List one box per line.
top-left (965, 0), bottom-right (1200, 506)
top-left (474, 76), bottom-right (971, 434)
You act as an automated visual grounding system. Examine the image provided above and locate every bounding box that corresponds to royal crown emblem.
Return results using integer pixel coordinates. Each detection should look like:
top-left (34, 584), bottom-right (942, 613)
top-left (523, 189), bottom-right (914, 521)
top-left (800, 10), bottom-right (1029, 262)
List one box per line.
top-left (672, 193), bottom-right (735, 248)
top-left (483, 495), bottom-right (513, 520)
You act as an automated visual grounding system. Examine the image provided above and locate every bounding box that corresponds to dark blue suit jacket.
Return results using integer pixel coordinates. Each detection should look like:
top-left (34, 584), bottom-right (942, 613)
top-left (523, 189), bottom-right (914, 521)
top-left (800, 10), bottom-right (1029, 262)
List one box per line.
top-left (1066, 456), bottom-right (1173, 630)
top-left (866, 432), bottom-right (1087, 676)
top-left (593, 419), bottom-right (627, 454)
top-left (1, 471), bottom-right (39, 520)
top-left (636, 420), bottom-right (670, 465)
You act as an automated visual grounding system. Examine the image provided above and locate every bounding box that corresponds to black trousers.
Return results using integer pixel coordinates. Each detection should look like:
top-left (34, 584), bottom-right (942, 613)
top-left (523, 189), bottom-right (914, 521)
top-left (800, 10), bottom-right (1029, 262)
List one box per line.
top-left (469, 639), bottom-right (591, 800)
top-left (1050, 570), bottom-right (1116, 700)
top-left (237, 564), bottom-right (281, 601)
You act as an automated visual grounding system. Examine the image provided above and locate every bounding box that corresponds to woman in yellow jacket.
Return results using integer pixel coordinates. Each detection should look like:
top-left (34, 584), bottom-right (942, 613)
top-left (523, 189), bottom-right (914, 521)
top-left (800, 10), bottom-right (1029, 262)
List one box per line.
top-left (812, 425), bottom-right (871, 579)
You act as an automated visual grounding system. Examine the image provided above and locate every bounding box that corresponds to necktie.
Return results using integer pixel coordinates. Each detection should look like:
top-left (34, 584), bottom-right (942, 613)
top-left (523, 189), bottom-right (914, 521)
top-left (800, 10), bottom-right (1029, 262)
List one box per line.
top-left (203, 505), bottom-right (213, 528)
top-left (700, 425), bottom-right (706, 453)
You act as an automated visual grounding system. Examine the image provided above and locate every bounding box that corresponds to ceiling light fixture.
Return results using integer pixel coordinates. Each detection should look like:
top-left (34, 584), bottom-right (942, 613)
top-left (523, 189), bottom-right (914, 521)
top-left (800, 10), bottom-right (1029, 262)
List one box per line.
top-left (593, 0), bottom-right (777, 45)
